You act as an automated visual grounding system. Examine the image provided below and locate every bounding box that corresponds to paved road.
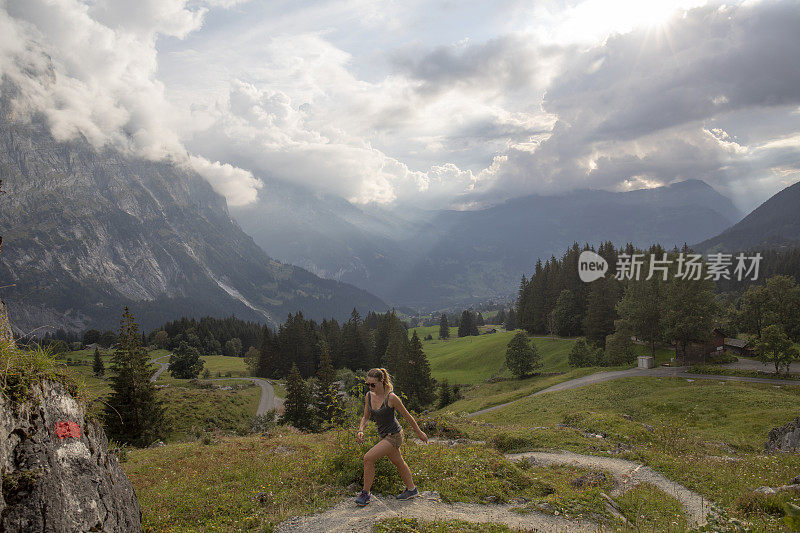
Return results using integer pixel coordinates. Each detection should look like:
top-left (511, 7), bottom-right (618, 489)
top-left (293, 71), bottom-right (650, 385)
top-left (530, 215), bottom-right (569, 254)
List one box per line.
top-left (148, 355), bottom-right (170, 382)
top-left (724, 356), bottom-right (800, 374)
top-left (468, 366), bottom-right (800, 417)
top-left (208, 377), bottom-right (283, 415)
top-left (148, 355), bottom-right (282, 415)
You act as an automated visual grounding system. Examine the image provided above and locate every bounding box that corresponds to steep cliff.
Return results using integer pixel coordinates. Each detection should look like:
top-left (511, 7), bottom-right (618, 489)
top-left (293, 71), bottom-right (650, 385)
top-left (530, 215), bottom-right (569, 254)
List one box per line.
top-left (0, 88), bottom-right (386, 334)
top-left (0, 380), bottom-right (141, 531)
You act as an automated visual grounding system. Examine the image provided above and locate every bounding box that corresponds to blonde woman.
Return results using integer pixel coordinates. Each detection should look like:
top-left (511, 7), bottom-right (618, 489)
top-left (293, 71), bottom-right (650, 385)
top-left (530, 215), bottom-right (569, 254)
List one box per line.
top-left (355, 367), bottom-right (428, 506)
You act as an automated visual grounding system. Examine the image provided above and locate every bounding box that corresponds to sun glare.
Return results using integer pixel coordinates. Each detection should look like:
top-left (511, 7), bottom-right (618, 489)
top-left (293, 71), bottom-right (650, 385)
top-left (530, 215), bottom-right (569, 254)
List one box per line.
top-left (539, 0), bottom-right (708, 45)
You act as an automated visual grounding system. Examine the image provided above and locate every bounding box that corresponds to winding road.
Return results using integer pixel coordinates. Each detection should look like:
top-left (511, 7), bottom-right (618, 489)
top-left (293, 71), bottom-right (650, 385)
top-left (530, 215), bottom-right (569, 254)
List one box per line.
top-left (148, 355), bottom-right (282, 415)
top-left (468, 365), bottom-right (800, 417)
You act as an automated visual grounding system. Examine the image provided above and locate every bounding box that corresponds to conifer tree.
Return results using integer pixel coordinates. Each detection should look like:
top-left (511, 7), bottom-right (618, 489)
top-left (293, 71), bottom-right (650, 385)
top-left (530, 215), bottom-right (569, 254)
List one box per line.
top-left (255, 325), bottom-right (282, 378)
top-left (104, 307), bottom-right (166, 446)
top-left (313, 343), bottom-right (344, 427)
top-left (405, 331), bottom-right (435, 410)
top-left (438, 313), bottom-right (450, 339)
top-left (505, 308), bottom-right (517, 331)
top-left (437, 379), bottom-right (452, 409)
top-left (92, 346), bottom-right (105, 377)
top-left (280, 363), bottom-right (311, 430)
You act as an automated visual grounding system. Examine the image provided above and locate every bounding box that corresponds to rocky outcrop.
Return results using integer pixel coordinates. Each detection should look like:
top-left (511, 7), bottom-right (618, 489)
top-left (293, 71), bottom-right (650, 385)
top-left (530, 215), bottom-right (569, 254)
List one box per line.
top-left (765, 417), bottom-right (800, 453)
top-left (0, 299), bottom-right (13, 345)
top-left (0, 380), bottom-right (141, 532)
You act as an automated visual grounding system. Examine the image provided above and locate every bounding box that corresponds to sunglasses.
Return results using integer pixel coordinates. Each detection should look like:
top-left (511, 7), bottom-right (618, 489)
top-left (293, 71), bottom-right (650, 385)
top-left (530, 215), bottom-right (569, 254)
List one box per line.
top-left (367, 382), bottom-right (377, 388)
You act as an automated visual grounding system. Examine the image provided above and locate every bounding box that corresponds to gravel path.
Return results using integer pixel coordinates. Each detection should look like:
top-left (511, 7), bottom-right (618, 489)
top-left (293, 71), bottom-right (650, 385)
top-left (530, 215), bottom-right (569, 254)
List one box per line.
top-left (275, 489), bottom-right (598, 533)
top-left (508, 450), bottom-right (711, 528)
top-left (468, 366), bottom-right (800, 417)
top-left (274, 447), bottom-right (713, 532)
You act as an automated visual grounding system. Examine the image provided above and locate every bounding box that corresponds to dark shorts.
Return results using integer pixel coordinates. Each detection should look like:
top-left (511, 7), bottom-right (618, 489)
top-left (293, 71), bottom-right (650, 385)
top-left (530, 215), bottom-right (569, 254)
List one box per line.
top-left (381, 428), bottom-right (404, 448)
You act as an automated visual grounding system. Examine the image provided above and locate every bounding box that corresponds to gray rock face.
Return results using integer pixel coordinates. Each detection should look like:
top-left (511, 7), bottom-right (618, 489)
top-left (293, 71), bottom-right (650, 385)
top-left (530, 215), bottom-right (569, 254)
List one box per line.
top-left (0, 299), bottom-right (13, 345)
top-left (765, 417), bottom-right (800, 453)
top-left (0, 380), bottom-right (141, 532)
top-left (0, 87), bottom-right (385, 334)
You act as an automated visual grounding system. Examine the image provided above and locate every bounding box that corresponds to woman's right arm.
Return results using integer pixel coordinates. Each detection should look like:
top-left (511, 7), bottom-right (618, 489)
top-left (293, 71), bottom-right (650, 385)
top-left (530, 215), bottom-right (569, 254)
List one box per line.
top-left (357, 394), bottom-right (370, 442)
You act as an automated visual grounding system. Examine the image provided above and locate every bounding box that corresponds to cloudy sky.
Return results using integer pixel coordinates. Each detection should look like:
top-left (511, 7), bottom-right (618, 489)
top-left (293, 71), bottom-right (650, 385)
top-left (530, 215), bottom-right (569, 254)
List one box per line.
top-left (1, 0), bottom-right (798, 212)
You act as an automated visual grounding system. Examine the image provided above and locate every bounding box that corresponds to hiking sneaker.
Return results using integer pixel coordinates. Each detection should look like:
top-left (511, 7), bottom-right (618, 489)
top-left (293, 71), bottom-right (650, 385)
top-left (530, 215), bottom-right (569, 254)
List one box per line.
top-left (396, 487), bottom-right (419, 500)
top-left (355, 490), bottom-right (371, 506)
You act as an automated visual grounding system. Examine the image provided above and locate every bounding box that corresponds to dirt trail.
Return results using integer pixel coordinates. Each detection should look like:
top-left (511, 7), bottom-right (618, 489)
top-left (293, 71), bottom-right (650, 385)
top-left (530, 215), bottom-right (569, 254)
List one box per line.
top-left (274, 448), bottom-right (713, 532)
top-left (508, 450), bottom-right (711, 528)
top-left (275, 490), bottom-right (598, 532)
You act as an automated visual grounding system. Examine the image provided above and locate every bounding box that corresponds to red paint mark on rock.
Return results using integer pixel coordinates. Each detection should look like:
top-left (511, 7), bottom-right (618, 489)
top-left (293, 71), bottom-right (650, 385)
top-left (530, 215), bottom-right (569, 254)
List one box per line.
top-left (55, 421), bottom-right (81, 440)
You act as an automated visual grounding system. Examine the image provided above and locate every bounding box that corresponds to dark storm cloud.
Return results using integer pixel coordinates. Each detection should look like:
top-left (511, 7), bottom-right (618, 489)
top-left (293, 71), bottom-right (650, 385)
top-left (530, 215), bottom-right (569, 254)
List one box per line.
top-left (545, 1), bottom-right (800, 142)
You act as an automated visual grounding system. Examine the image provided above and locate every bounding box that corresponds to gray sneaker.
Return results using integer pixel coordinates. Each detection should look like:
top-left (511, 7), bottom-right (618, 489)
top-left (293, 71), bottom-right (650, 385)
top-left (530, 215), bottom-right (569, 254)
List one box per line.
top-left (355, 490), bottom-right (371, 506)
top-left (396, 487), bottom-right (419, 500)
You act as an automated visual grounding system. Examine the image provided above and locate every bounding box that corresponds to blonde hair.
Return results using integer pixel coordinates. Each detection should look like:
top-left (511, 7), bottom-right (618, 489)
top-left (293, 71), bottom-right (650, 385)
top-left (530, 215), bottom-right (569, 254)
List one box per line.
top-left (367, 367), bottom-right (393, 393)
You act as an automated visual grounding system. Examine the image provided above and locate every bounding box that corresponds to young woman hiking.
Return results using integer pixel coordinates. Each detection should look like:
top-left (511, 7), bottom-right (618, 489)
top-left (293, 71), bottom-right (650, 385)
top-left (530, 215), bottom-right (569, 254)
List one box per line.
top-left (355, 367), bottom-right (428, 506)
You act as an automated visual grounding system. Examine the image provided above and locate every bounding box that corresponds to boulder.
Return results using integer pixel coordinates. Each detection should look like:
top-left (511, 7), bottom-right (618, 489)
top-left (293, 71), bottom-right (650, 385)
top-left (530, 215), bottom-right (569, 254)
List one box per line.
top-left (0, 380), bottom-right (142, 532)
top-left (765, 417), bottom-right (800, 453)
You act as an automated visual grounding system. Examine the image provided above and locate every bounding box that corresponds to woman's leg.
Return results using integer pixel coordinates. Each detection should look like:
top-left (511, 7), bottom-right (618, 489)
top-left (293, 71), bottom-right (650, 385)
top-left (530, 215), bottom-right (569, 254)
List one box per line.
top-left (386, 445), bottom-right (414, 490)
top-left (362, 439), bottom-right (395, 492)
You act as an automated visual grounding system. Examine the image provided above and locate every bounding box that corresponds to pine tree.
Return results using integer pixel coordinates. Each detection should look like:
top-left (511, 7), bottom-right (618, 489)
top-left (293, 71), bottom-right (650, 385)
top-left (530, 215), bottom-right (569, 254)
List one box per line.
top-left (92, 347), bottom-right (105, 377)
top-left (383, 319), bottom-right (410, 384)
top-left (280, 363), bottom-right (311, 430)
top-left (405, 331), bottom-right (435, 410)
top-left (583, 277), bottom-right (620, 348)
top-left (505, 308), bottom-right (516, 331)
top-left (438, 313), bottom-right (450, 339)
top-left (458, 310), bottom-right (479, 337)
top-left (437, 379), bottom-right (452, 409)
top-left (313, 343), bottom-right (344, 428)
top-left (104, 307), bottom-right (166, 446)
top-left (255, 325), bottom-right (282, 378)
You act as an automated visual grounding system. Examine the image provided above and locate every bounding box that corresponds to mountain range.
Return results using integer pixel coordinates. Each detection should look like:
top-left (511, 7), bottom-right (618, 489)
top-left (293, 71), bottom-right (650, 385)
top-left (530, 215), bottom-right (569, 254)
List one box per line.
top-left (695, 180), bottom-right (800, 252)
top-left (0, 91), bottom-right (386, 336)
top-left (233, 179), bottom-right (743, 309)
top-left (9, 81), bottom-right (797, 334)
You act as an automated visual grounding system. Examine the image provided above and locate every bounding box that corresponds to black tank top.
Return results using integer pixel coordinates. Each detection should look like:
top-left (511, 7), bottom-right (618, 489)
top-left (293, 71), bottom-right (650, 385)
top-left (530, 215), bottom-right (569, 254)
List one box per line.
top-left (368, 391), bottom-right (402, 437)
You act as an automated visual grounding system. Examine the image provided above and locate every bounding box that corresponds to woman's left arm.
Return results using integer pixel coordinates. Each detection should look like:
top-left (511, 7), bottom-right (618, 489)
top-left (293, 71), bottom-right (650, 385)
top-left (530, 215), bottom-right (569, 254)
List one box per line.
top-left (389, 393), bottom-right (428, 443)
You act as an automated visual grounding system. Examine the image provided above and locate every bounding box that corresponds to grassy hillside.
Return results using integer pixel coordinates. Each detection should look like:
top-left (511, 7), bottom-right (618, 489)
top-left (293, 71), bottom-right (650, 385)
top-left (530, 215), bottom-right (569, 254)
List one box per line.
top-left (415, 330), bottom-right (579, 385)
top-left (454, 376), bottom-right (800, 529)
top-left (54, 349), bottom-right (263, 441)
top-left (124, 427), bottom-right (635, 532)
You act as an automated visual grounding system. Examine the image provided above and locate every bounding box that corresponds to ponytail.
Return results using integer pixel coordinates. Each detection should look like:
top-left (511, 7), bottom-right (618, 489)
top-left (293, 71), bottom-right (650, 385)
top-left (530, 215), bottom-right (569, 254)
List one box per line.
top-left (367, 367), bottom-right (394, 393)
